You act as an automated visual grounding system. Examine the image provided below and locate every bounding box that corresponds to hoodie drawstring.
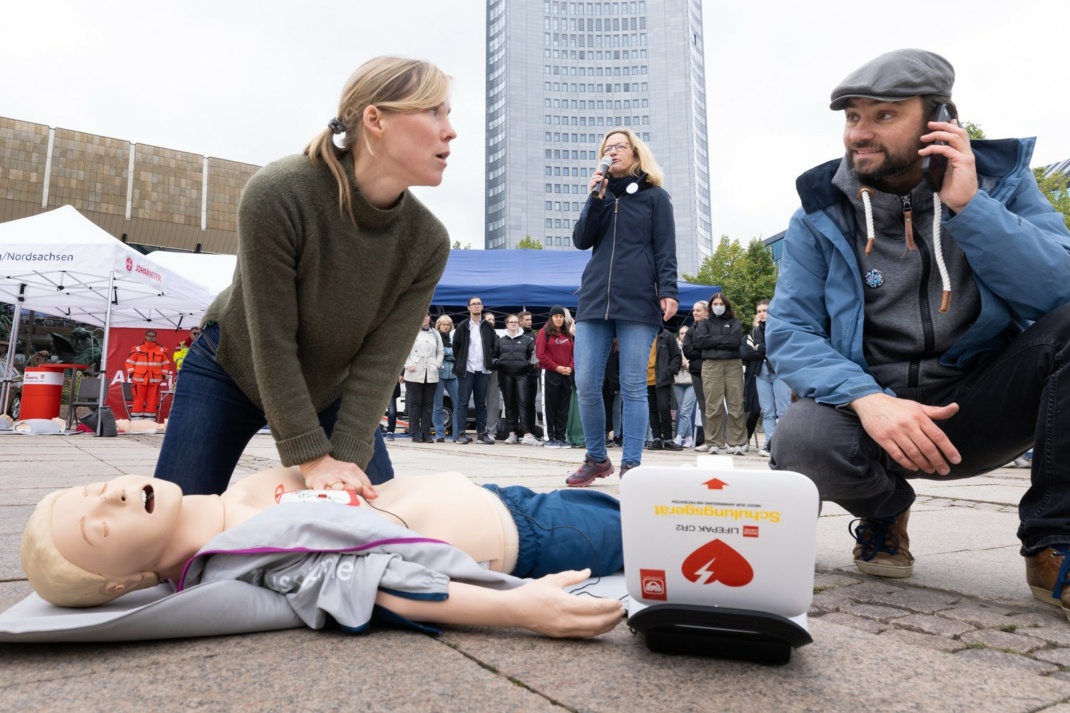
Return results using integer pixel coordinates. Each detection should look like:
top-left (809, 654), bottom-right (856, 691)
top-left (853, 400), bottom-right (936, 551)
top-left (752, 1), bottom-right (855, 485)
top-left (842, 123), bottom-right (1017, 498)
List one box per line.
top-left (858, 185), bottom-right (951, 312)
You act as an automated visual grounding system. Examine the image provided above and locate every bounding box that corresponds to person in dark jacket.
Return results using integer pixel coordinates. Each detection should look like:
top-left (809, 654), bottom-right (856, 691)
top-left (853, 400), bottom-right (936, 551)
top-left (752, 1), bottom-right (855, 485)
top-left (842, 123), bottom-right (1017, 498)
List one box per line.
top-left (493, 315), bottom-right (537, 444)
top-left (682, 301), bottom-right (709, 450)
top-left (452, 296), bottom-right (497, 445)
top-left (518, 311), bottom-right (541, 442)
top-left (691, 292), bottom-right (746, 455)
top-left (743, 300), bottom-right (791, 457)
top-left (646, 328), bottom-right (683, 451)
top-left (566, 128), bottom-right (679, 487)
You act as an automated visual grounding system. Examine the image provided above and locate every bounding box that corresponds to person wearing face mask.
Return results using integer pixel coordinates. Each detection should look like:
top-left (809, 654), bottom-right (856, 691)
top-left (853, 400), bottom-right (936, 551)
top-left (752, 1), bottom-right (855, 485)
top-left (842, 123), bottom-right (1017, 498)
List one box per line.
top-left (690, 292), bottom-right (747, 455)
top-left (492, 314), bottom-right (537, 445)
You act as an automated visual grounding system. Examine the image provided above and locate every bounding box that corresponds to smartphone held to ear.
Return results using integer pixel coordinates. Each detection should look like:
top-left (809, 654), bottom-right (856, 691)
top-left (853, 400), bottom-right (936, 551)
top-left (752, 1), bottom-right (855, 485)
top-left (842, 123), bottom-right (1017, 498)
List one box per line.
top-left (922, 103), bottom-right (955, 192)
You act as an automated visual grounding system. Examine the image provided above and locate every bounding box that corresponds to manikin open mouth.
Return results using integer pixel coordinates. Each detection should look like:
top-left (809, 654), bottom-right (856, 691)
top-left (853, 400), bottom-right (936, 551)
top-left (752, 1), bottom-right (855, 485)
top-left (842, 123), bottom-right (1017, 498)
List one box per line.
top-left (141, 485), bottom-right (155, 514)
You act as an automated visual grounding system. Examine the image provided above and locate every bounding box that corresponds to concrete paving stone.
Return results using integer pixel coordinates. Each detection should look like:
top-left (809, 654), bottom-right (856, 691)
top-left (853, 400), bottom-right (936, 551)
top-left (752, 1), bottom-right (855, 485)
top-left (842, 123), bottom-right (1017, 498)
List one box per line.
top-left (0, 629), bottom-right (563, 711)
top-left (831, 579), bottom-right (902, 600)
top-left (809, 589), bottom-right (856, 613)
top-left (955, 648), bottom-right (1060, 675)
top-left (0, 581), bottom-right (32, 613)
top-left (960, 629), bottom-right (1048, 654)
top-left (816, 612), bottom-right (889, 634)
top-left (1046, 672), bottom-right (1070, 684)
top-left (440, 618), bottom-right (1070, 712)
top-left (937, 603), bottom-right (1020, 629)
top-left (837, 602), bottom-right (913, 621)
top-left (0, 532), bottom-right (24, 580)
top-left (1021, 625), bottom-right (1070, 647)
top-left (1034, 704), bottom-right (1070, 713)
top-left (859, 587), bottom-right (960, 614)
top-left (879, 628), bottom-right (968, 653)
top-left (1033, 648), bottom-right (1070, 667)
top-left (913, 545), bottom-right (1035, 606)
top-left (894, 613), bottom-right (976, 637)
top-left (813, 572), bottom-right (862, 591)
top-left (0, 504), bottom-right (35, 534)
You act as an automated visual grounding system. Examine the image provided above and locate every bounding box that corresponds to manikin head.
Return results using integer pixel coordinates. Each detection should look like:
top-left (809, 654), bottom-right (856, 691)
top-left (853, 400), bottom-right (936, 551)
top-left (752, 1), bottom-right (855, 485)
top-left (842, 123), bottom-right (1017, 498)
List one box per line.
top-left (21, 475), bottom-right (184, 607)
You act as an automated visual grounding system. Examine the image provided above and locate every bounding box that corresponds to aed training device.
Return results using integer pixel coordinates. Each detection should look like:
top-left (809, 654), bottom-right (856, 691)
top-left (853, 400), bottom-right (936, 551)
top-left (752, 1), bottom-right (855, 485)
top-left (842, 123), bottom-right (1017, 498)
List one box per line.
top-left (620, 458), bottom-right (819, 665)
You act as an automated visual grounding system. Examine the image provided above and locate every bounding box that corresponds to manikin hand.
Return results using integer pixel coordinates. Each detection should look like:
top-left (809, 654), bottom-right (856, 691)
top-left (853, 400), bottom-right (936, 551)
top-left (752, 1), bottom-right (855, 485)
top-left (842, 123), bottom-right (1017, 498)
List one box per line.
top-left (660, 297), bottom-right (679, 321)
top-left (300, 454), bottom-right (378, 500)
top-left (849, 393), bottom-right (962, 475)
top-left (509, 569), bottom-right (625, 638)
top-left (919, 118), bottom-right (978, 214)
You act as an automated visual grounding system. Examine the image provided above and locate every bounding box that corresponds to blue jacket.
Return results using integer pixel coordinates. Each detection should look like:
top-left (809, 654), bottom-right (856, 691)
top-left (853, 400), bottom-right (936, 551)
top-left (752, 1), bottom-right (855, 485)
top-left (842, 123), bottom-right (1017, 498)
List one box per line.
top-left (767, 138), bottom-right (1070, 405)
top-left (572, 171), bottom-right (678, 326)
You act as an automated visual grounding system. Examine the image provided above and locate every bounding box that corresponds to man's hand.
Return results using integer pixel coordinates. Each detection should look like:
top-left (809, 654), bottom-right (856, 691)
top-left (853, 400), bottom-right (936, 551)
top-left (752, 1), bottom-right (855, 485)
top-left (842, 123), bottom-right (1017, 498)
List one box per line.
top-left (300, 454), bottom-right (378, 499)
top-left (661, 297), bottom-right (679, 322)
top-left (919, 118), bottom-right (977, 214)
top-left (508, 570), bottom-right (625, 638)
top-left (849, 393), bottom-right (961, 475)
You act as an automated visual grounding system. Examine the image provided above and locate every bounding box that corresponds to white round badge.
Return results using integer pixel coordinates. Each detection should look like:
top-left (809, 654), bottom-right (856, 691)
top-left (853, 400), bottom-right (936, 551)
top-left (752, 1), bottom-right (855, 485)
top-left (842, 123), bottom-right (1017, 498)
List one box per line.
top-left (626, 183), bottom-right (638, 194)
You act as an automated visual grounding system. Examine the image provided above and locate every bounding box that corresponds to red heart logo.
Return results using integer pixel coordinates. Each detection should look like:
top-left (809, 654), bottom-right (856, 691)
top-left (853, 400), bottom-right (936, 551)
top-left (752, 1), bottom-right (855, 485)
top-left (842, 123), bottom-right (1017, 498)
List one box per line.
top-left (681, 538), bottom-right (754, 587)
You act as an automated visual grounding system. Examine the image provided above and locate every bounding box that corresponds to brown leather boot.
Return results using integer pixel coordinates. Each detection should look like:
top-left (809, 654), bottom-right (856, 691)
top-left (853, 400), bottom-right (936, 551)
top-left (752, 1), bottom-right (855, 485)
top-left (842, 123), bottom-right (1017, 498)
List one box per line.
top-left (1025, 548), bottom-right (1070, 622)
top-left (850, 508), bottom-right (914, 578)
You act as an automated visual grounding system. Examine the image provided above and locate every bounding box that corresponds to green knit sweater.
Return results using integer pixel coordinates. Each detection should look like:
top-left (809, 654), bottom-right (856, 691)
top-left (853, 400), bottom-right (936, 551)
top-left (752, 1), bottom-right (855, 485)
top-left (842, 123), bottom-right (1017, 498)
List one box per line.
top-left (204, 153), bottom-right (450, 468)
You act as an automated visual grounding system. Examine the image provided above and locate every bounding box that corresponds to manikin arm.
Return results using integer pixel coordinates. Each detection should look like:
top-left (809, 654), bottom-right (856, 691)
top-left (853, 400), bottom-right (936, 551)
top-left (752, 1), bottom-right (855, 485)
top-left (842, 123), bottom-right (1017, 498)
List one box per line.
top-left (375, 569), bottom-right (624, 638)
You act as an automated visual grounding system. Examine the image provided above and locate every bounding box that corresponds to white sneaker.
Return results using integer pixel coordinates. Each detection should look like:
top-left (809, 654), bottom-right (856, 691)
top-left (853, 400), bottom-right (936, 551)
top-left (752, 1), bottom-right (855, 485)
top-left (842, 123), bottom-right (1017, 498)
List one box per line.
top-left (694, 444), bottom-right (709, 452)
top-left (758, 448), bottom-right (771, 458)
top-left (521, 433), bottom-right (542, 446)
top-left (682, 437), bottom-right (694, 449)
top-left (672, 435), bottom-right (683, 446)
top-left (505, 432), bottom-right (519, 444)
top-left (730, 445), bottom-right (749, 455)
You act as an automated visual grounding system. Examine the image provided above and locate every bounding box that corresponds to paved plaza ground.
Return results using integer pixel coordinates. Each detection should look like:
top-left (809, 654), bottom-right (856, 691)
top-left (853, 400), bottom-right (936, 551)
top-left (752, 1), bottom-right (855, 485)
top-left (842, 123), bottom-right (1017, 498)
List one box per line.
top-left (3, 432), bottom-right (1070, 711)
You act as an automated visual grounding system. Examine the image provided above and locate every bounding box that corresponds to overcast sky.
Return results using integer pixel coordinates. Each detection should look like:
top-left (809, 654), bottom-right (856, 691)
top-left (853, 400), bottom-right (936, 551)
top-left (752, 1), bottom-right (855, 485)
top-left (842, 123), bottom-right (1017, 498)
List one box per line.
top-left (3, 0), bottom-right (1068, 248)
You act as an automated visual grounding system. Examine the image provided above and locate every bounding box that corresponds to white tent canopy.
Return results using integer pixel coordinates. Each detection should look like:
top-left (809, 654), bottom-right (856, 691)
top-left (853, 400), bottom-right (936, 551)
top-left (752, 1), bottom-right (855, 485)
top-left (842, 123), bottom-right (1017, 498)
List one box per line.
top-left (0, 205), bottom-right (209, 329)
top-left (148, 251), bottom-right (236, 302)
top-left (0, 206), bottom-right (210, 422)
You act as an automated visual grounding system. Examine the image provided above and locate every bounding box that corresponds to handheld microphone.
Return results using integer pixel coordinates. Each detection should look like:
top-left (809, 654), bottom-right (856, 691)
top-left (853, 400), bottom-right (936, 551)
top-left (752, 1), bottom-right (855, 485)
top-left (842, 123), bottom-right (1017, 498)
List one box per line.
top-left (591, 157), bottom-right (612, 196)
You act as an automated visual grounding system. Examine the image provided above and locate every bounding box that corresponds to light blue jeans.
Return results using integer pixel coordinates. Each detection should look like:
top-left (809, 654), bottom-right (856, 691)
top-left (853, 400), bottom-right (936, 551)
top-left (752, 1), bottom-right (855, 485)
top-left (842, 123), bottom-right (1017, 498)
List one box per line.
top-left (673, 382), bottom-right (696, 441)
top-left (574, 320), bottom-right (658, 466)
top-left (432, 376), bottom-right (458, 438)
top-left (755, 367), bottom-right (792, 448)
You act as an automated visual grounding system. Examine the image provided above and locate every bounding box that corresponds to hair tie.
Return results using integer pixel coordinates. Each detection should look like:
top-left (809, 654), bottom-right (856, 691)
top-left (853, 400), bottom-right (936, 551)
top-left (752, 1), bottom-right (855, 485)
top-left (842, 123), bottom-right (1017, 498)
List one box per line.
top-left (328, 117), bottom-right (347, 135)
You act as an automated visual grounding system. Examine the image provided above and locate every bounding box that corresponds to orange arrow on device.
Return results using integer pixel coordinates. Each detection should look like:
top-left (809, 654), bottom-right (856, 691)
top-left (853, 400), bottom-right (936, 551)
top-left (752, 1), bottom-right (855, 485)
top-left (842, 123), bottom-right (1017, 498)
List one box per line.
top-left (704, 478), bottom-right (729, 490)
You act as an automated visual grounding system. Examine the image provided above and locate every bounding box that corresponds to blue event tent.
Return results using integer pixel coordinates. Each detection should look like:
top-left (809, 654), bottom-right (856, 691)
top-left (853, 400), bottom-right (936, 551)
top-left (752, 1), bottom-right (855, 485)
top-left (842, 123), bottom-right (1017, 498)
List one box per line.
top-left (430, 249), bottom-right (717, 312)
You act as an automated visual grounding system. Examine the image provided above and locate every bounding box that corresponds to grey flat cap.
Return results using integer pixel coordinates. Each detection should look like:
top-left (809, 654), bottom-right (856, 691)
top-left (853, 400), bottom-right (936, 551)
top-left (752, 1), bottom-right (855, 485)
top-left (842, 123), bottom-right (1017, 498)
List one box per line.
top-left (830, 49), bottom-right (954, 110)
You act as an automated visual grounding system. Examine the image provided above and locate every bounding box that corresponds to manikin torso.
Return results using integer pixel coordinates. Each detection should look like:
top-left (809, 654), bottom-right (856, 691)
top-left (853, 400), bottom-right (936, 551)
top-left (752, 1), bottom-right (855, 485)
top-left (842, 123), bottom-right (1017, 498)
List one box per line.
top-left (218, 469), bottom-right (515, 572)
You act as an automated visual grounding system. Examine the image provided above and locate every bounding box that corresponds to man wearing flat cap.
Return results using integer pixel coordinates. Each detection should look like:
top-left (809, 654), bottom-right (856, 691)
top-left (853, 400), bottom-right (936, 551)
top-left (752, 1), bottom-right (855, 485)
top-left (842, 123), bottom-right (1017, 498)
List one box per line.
top-left (766, 49), bottom-right (1070, 619)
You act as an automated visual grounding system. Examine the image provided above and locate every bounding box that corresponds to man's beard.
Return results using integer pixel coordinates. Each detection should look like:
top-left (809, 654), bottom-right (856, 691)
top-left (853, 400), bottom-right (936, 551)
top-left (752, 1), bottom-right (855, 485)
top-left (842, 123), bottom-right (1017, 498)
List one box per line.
top-left (847, 136), bottom-right (925, 193)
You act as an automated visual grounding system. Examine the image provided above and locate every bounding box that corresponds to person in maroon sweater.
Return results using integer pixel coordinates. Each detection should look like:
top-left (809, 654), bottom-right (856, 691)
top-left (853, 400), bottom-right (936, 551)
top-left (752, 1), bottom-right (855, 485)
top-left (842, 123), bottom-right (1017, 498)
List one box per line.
top-left (536, 306), bottom-right (574, 448)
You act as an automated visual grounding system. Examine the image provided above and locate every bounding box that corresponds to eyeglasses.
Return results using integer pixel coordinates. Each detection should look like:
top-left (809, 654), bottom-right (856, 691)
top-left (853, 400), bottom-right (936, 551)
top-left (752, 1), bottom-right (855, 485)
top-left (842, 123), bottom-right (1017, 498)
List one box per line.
top-left (604, 143), bottom-right (631, 154)
top-left (469, 301), bottom-right (482, 306)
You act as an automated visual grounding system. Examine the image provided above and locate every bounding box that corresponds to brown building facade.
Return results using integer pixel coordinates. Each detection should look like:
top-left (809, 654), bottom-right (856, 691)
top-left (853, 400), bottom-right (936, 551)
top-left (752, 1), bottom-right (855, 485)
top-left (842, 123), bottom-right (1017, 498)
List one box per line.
top-left (0, 116), bottom-right (259, 254)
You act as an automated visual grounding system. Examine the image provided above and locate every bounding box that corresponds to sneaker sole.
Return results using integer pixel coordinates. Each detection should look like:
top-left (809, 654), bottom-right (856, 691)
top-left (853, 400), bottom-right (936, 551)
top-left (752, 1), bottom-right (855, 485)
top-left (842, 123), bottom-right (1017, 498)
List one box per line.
top-left (565, 469), bottom-right (614, 488)
top-left (854, 558), bottom-right (914, 578)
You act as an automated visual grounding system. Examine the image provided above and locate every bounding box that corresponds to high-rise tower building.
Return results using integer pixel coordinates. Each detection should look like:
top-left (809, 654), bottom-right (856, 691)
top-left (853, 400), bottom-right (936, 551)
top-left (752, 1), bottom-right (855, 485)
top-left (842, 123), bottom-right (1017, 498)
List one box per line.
top-left (484, 0), bottom-right (711, 278)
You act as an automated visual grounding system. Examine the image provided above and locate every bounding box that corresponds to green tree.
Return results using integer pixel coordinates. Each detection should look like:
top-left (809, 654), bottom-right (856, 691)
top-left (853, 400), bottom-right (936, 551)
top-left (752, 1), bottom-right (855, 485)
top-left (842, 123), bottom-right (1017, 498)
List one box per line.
top-left (684, 235), bottom-right (778, 331)
top-left (1034, 167), bottom-right (1070, 230)
top-left (450, 240), bottom-right (472, 250)
top-left (963, 121), bottom-right (985, 141)
top-left (516, 234), bottom-right (544, 250)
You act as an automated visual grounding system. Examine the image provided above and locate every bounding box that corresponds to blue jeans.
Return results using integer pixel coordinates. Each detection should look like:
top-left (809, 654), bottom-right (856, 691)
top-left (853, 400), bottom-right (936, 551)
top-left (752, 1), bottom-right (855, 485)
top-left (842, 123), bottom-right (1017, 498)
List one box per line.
top-left (432, 376), bottom-right (458, 438)
top-left (454, 370), bottom-right (489, 438)
top-left (574, 320), bottom-right (658, 465)
top-left (673, 382), bottom-right (696, 441)
top-left (155, 323), bottom-right (394, 495)
top-left (482, 484), bottom-right (623, 578)
top-left (754, 368), bottom-right (792, 448)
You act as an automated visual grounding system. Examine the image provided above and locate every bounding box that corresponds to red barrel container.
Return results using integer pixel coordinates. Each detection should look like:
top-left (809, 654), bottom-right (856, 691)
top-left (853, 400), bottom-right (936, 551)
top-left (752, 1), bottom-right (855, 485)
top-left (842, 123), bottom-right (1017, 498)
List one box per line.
top-left (20, 364), bottom-right (86, 420)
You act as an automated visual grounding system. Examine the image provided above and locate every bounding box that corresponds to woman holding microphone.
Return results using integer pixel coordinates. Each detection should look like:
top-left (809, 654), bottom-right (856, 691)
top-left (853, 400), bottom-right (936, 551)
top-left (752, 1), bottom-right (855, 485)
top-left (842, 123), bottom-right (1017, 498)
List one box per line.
top-left (565, 129), bottom-right (678, 487)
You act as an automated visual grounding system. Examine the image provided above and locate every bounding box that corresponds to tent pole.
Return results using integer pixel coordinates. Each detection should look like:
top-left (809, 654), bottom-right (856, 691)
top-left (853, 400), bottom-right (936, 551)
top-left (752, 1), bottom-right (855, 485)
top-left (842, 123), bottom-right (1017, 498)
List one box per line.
top-left (95, 271), bottom-right (117, 436)
top-left (1, 293), bottom-right (23, 415)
